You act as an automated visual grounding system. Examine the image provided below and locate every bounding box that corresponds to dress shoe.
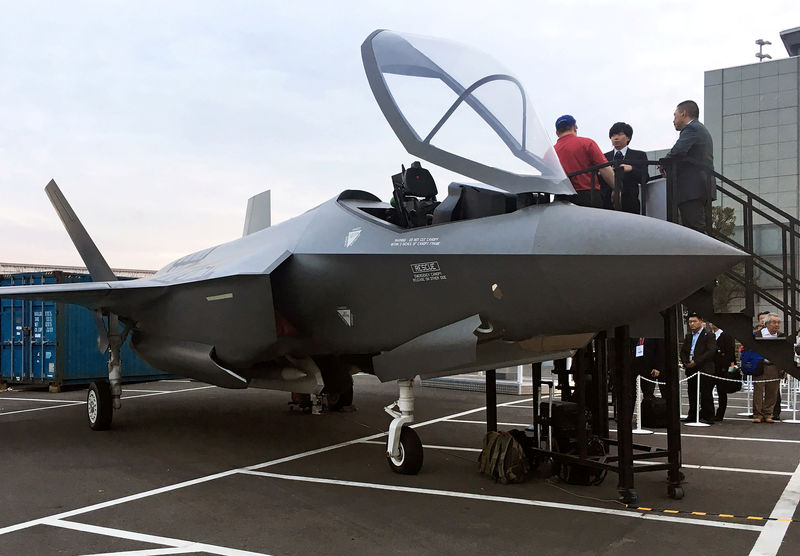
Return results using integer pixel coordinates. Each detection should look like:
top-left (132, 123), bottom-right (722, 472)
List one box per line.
top-left (700, 418), bottom-right (715, 425)
top-left (752, 416), bottom-right (763, 423)
top-left (765, 417), bottom-right (775, 423)
top-left (772, 415), bottom-right (782, 421)
top-left (714, 415), bottom-right (724, 422)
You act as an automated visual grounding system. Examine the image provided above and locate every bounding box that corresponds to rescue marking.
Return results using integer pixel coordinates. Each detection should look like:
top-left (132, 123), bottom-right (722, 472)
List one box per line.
top-left (410, 261), bottom-right (446, 283)
top-left (206, 293), bottom-right (233, 302)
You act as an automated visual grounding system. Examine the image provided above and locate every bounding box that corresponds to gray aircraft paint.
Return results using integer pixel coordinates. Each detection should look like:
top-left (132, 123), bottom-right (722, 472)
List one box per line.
top-left (0, 30), bottom-right (747, 393)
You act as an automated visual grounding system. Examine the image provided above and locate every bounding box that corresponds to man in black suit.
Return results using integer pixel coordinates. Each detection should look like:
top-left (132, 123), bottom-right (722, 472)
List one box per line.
top-left (710, 323), bottom-right (736, 421)
top-left (680, 313), bottom-right (717, 424)
top-left (600, 122), bottom-right (648, 214)
top-left (632, 337), bottom-right (667, 400)
top-left (661, 100), bottom-right (716, 234)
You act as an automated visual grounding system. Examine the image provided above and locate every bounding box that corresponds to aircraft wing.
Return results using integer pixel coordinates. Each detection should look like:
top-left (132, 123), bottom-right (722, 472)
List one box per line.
top-left (0, 279), bottom-right (165, 310)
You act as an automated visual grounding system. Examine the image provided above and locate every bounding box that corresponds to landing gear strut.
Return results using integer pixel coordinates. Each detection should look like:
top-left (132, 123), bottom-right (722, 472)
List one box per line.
top-left (385, 379), bottom-right (423, 474)
top-left (87, 313), bottom-right (123, 430)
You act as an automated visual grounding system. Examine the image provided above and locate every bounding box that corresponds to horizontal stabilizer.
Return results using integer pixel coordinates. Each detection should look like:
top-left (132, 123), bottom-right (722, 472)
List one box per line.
top-left (45, 180), bottom-right (117, 282)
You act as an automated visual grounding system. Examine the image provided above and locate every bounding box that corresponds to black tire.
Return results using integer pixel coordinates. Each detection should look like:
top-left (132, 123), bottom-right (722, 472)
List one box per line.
top-left (87, 381), bottom-right (113, 431)
top-left (326, 384), bottom-right (354, 411)
top-left (619, 489), bottom-right (639, 505)
top-left (386, 426), bottom-right (423, 475)
top-left (668, 485), bottom-right (684, 500)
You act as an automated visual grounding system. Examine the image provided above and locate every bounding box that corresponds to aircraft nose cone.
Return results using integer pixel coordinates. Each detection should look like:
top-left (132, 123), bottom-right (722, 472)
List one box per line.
top-left (531, 203), bottom-right (746, 331)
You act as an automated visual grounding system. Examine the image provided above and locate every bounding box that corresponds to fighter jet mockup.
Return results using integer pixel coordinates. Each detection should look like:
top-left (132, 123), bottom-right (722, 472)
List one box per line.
top-left (0, 30), bottom-right (745, 475)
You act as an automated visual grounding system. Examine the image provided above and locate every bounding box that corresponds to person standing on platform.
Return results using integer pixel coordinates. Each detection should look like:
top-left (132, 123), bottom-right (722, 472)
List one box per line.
top-left (710, 323), bottom-right (736, 421)
top-left (600, 122), bottom-right (648, 213)
top-left (680, 313), bottom-right (717, 424)
top-left (660, 100), bottom-right (715, 233)
top-left (553, 115), bottom-right (616, 208)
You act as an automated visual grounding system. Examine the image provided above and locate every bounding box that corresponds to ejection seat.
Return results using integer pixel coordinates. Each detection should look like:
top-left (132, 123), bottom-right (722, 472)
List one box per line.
top-left (392, 162), bottom-right (439, 228)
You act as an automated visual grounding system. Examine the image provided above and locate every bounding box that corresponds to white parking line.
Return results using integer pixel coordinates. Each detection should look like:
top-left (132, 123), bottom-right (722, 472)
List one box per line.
top-left (0, 385), bottom-right (216, 417)
top-left (360, 440), bottom-right (794, 476)
top-left (446, 419), bottom-right (531, 427)
top-left (0, 402), bottom-right (86, 416)
top-left (0, 397), bottom-right (84, 404)
top-left (239, 470), bottom-right (762, 532)
top-left (361, 440), bottom-right (482, 453)
top-left (749, 459), bottom-right (800, 555)
top-left (44, 518), bottom-right (268, 556)
top-left (122, 389), bottom-right (170, 394)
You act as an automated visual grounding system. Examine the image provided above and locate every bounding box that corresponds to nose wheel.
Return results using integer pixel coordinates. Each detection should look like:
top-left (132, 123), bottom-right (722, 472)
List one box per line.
top-left (387, 425), bottom-right (423, 474)
top-left (385, 379), bottom-right (423, 475)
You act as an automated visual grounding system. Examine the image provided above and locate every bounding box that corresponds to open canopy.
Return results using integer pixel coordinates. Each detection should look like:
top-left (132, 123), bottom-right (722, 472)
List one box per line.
top-left (361, 30), bottom-right (573, 196)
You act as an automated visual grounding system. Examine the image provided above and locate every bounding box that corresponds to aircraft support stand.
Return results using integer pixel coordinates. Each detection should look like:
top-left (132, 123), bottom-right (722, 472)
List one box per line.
top-left (486, 369), bottom-right (497, 432)
top-left (385, 378), bottom-right (423, 475)
top-left (664, 305), bottom-right (685, 499)
top-left (613, 325), bottom-right (637, 504)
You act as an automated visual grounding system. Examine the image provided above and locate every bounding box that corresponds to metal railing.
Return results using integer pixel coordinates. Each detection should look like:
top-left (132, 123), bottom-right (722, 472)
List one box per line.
top-left (567, 157), bottom-right (800, 335)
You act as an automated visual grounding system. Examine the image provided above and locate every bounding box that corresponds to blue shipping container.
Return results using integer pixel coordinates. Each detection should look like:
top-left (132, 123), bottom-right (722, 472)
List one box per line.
top-left (1, 271), bottom-right (171, 387)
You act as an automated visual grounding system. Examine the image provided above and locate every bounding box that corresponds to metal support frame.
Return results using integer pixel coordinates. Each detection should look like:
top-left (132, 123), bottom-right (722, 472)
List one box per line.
top-left (486, 369), bottom-right (497, 432)
top-left (663, 305), bottom-right (683, 489)
top-left (613, 325), bottom-right (635, 499)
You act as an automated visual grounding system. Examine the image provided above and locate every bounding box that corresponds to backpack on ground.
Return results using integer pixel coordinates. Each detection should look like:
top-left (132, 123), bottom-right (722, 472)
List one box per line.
top-left (478, 430), bottom-right (531, 484)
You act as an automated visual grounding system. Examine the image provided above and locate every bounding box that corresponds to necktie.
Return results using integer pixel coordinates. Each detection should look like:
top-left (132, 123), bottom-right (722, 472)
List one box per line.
top-left (614, 151), bottom-right (623, 161)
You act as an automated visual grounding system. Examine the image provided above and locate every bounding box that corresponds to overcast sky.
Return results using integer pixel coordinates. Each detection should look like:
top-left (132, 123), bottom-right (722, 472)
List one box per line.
top-left (0, 0), bottom-right (795, 269)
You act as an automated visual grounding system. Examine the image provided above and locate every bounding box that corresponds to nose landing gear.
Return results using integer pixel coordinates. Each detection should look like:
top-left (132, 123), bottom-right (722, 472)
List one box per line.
top-left (385, 379), bottom-right (423, 474)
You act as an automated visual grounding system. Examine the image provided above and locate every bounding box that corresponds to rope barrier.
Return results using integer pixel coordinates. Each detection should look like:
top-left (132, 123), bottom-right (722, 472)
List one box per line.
top-left (638, 372), bottom-right (784, 385)
top-left (632, 370), bottom-right (799, 425)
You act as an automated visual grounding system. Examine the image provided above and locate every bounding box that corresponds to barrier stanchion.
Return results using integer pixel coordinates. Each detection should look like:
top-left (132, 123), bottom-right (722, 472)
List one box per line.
top-left (737, 375), bottom-right (753, 417)
top-left (679, 374), bottom-right (688, 419)
top-left (684, 371), bottom-right (710, 427)
top-left (633, 375), bottom-right (653, 435)
top-left (782, 377), bottom-right (793, 411)
top-left (785, 375), bottom-right (800, 424)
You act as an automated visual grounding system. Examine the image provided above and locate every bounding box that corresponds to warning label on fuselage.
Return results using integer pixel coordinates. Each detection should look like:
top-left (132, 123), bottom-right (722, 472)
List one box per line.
top-left (410, 261), bottom-right (446, 283)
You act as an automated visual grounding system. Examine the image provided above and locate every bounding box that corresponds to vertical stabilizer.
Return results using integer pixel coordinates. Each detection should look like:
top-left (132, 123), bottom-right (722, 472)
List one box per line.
top-left (44, 180), bottom-right (117, 282)
top-left (243, 190), bottom-right (271, 237)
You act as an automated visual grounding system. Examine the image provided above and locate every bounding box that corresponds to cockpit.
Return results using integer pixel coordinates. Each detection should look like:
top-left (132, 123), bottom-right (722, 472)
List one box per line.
top-left (342, 161), bottom-right (550, 230)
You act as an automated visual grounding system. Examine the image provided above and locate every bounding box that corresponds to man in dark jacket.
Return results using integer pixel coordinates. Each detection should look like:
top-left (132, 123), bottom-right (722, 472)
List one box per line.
top-left (680, 313), bottom-right (717, 424)
top-left (661, 100), bottom-right (715, 234)
top-left (710, 324), bottom-right (736, 421)
top-left (632, 337), bottom-right (667, 399)
top-left (600, 122), bottom-right (648, 214)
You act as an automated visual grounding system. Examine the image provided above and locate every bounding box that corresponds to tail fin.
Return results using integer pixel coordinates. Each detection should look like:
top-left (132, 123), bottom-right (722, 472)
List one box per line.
top-left (242, 190), bottom-right (271, 237)
top-left (45, 180), bottom-right (117, 282)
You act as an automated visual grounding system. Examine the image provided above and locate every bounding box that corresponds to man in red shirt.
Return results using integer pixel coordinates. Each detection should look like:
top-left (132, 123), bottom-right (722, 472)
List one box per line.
top-left (553, 115), bottom-right (616, 208)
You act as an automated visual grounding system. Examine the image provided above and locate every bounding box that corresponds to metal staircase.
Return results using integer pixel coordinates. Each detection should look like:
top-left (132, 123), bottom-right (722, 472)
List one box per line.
top-left (662, 163), bottom-right (799, 375)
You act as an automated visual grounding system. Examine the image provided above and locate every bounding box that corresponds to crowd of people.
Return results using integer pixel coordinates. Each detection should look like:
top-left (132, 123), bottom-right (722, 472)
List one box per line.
top-left (628, 310), bottom-right (796, 426)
